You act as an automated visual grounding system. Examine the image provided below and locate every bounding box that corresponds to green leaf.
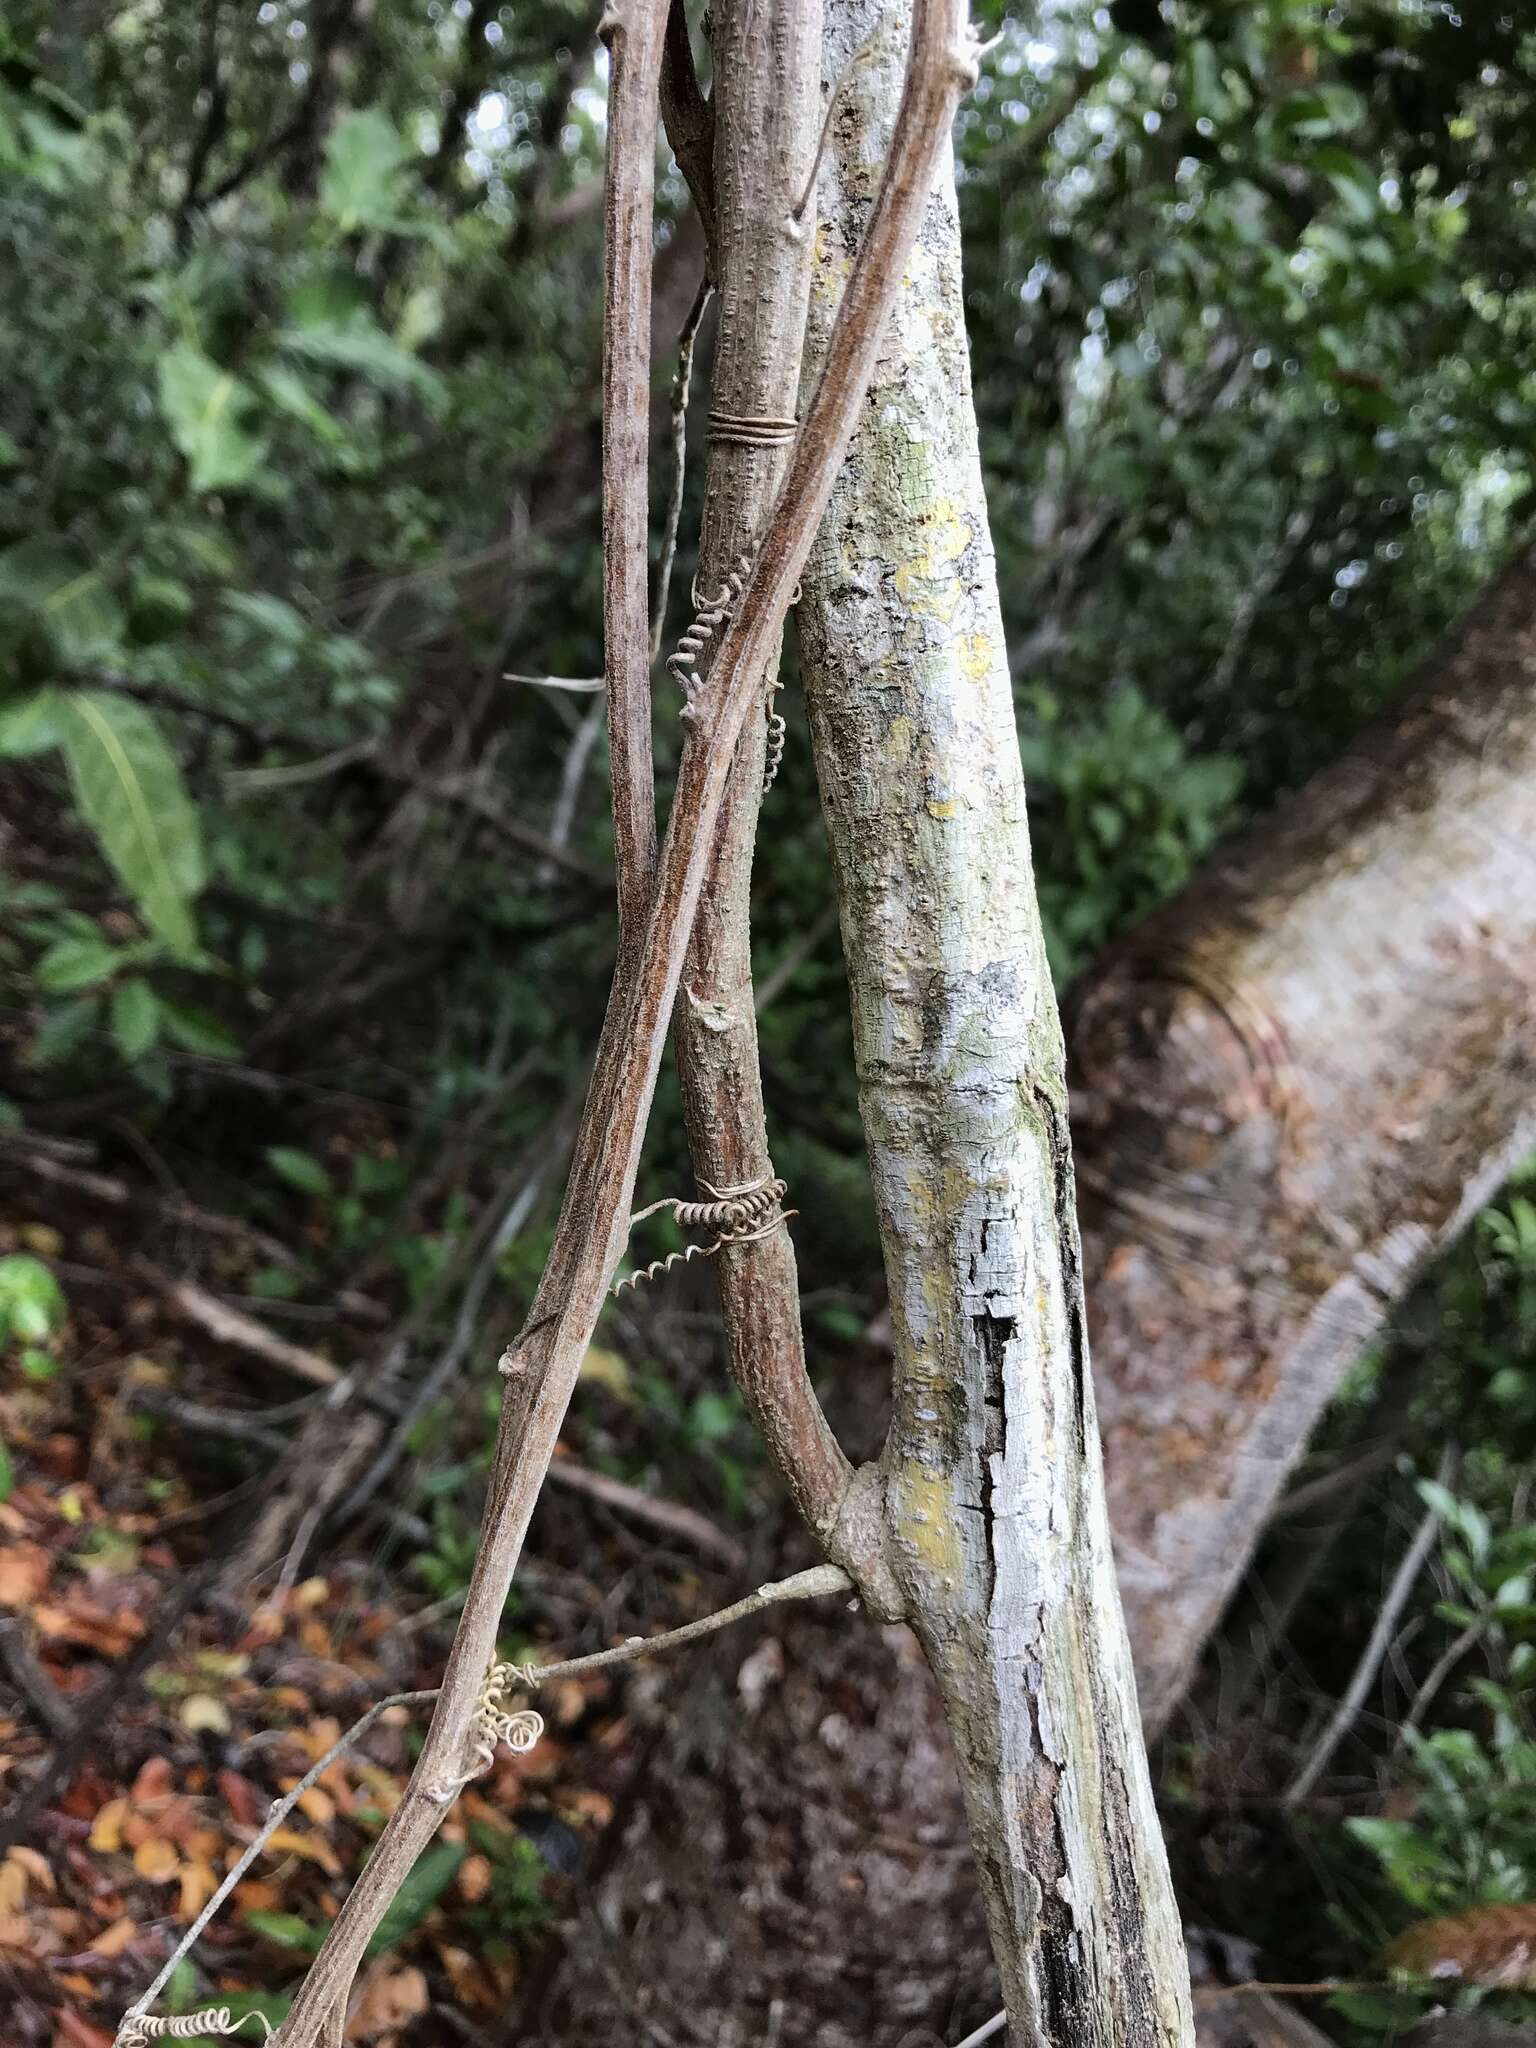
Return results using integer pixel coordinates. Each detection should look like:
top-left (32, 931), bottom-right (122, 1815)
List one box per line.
top-left (0, 1438), bottom-right (11, 1504)
top-left (26, 995), bottom-right (100, 1068)
top-left (157, 342), bottom-right (266, 492)
top-left (0, 687), bottom-right (66, 757)
top-left (279, 317), bottom-right (446, 405)
top-left (110, 977), bottom-right (160, 1060)
top-left (319, 107), bottom-right (408, 231)
top-left (365, 1839), bottom-right (466, 1956)
top-left (253, 362), bottom-right (348, 447)
top-left (0, 1254), bottom-right (66, 1346)
top-left (156, 998), bottom-right (238, 1058)
top-left (35, 934), bottom-right (121, 993)
top-left (54, 690), bottom-right (204, 956)
top-left (0, 539), bottom-right (124, 663)
top-left (244, 1910), bottom-right (324, 1955)
top-left (264, 1145), bottom-right (332, 1196)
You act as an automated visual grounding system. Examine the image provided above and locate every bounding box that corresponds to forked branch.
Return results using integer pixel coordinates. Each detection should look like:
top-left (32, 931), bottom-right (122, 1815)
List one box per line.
top-left (258, 6), bottom-right (976, 2041)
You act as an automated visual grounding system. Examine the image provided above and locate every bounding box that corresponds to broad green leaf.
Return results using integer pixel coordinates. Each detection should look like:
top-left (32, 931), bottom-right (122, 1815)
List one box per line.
top-left (0, 1254), bottom-right (66, 1345)
top-left (365, 1839), bottom-right (466, 1956)
top-left (0, 539), bottom-right (124, 663)
top-left (263, 1145), bottom-right (332, 1197)
top-left (54, 690), bottom-right (204, 956)
top-left (35, 933), bottom-right (121, 992)
top-left (157, 342), bottom-right (266, 492)
top-left (26, 995), bottom-right (100, 1068)
top-left (254, 362), bottom-right (347, 447)
top-left (319, 107), bottom-right (408, 231)
top-left (0, 686), bottom-right (66, 757)
top-left (279, 317), bottom-right (446, 404)
top-left (243, 1910), bottom-right (324, 1954)
top-left (110, 977), bottom-right (160, 1060)
top-left (157, 998), bottom-right (238, 1057)
top-left (0, 1438), bottom-right (11, 1504)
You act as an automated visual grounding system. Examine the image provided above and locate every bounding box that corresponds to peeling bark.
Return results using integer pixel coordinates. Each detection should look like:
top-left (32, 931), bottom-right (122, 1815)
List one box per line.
top-left (794, 5), bottom-right (1193, 2041)
top-left (1076, 540), bottom-right (1536, 1732)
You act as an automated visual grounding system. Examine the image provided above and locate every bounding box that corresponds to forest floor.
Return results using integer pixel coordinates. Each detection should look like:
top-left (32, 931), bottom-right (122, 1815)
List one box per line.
top-left (0, 1171), bottom-right (770, 2048)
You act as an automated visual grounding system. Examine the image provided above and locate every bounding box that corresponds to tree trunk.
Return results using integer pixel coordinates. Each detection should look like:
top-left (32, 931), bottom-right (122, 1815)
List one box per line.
top-left (792, 5), bottom-right (1193, 2042)
top-left (1076, 538), bottom-right (1536, 1731)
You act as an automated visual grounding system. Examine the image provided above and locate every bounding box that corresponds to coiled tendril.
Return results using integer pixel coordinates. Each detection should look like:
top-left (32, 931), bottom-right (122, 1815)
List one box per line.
top-left (613, 1175), bottom-right (795, 1296)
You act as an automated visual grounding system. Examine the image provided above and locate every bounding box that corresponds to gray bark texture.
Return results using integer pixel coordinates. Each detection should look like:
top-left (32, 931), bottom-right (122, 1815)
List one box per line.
top-left (1077, 539), bottom-right (1536, 1730)
top-left (792, 4), bottom-right (1193, 2042)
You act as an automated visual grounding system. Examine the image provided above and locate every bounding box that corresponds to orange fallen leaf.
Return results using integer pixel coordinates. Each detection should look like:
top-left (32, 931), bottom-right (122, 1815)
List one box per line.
top-left (89, 1916), bottom-right (138, 1958)
top-left (0, 1908), bottom-right (36, 1951)
top-left (1386, 1903), bottom-right (1536, 1989)
top-left (0, 1542), bottom-right (51, 1606)
top-left (264, 1827), bottom-right (343, 1878)
top-left (0, 1861), bottom-right (25, 1913)
top-left (457, 1854), bottom-right (492, 1905)
top-left (178, 1858), bottom-right (218, 1919)
top-left (132, 1838), bottom-right (179, 1883)
top-left (88, 1797), bottom-right (130, 1854)
top-left (131, 1756), bottom-right (173, 1805)
top-left (9, 1845), bottom-right (52, 1890)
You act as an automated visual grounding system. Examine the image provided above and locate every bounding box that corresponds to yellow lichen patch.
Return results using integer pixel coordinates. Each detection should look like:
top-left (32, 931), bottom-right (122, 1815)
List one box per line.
top-left (959, 630), bottom-right (997, 681)
top-left (893, 1464), bottom-right (963, 1577)
top-left (891, 497), bottom-right (974, 616)
top-left (926, 795), bottom-right (963, 820)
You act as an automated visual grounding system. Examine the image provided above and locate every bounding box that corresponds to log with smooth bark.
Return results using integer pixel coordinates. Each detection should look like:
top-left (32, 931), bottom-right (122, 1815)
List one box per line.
top-left (794, 5), bottom-right (1193, 2040)
top-left (1075, 538), bottom-right (1536, 1732)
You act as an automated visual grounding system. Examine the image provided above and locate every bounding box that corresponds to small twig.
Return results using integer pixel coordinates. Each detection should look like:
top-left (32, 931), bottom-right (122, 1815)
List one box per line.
top-left (650, 278), bottom-right (713, 664)
top-left (131, 1260), bottom-right (343, 1390)
top-left (1285, 1449), bottom-right (1456, 1806)
top-left (1396, 1616), bottom-right (1484, 1748)
top-left (950, 2014), bottom-right (1006, 2048)
top-left (541, 1456), bottom-right (747, 1569)
top-left (1192, 1980), bottom-right (1371, 2005)
top-left (503, 672), bottom-right (605, 693)
top-left (0, 1619), bottom-right (74, 1739)
top-left (116, 1568), bottom-right (846, 2044)
top-left (517, 1564), bottom-right (849, 1690)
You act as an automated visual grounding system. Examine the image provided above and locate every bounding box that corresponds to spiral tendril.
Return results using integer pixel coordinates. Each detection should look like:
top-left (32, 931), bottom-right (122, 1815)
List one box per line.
top-left (117, 2011), bottom-right (271, 2044)
top-left (428, 1662), bottom-right (544, 1804)
top-left (613, 1176), bottom-right (795, 1296)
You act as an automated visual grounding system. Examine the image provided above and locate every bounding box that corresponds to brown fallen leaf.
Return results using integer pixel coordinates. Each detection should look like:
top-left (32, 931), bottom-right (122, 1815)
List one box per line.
top-left (457, 1854), bottom-right (492, 1905)
top-left (345, 1959), bottom-right (429, 2041)
top-left (1386, 1903), bottom-right (1536, 1989)
top-left (0, 1860), bottom-right (25, 1913)
top-left (130, 1756), bottom-right (173, 1805)
top-left (9, 1845), bottom-right (52, 1891)
top-left (264, 1826), bottom-right (343, 1878)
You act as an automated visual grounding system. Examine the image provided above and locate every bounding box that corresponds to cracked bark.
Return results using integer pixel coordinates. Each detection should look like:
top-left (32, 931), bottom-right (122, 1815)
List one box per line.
top-left (795, 5), bottom-right (1192, 2041)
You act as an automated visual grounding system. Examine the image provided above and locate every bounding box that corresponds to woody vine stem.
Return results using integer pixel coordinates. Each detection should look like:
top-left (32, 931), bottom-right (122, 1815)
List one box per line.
top-left (140, 5), bottom-right (985, 2043)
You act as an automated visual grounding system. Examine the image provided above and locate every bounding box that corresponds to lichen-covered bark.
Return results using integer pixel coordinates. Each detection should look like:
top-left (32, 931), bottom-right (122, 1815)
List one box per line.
top-left (795, 7), bottom-right (1193, 2041)
top-left (1076, 541), bottom-right (1536, 1731)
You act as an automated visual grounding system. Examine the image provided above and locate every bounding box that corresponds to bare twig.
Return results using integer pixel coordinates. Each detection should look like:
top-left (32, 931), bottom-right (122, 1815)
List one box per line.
top-left (1284, 1450), bottom-right (1456, 1806)
top-left (650, 278), bottom-right (713, 663)
top-left (659, 0), bottom-right (717, 266)
top-left (600, 0), bottom-right (670, 962)
top-left (541, 1456), bottom-right (746, 1568)
top-left (130, 1260), bottom-right (343, 1390)
top-left (0, 1619), bottom-right (74, 1740)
